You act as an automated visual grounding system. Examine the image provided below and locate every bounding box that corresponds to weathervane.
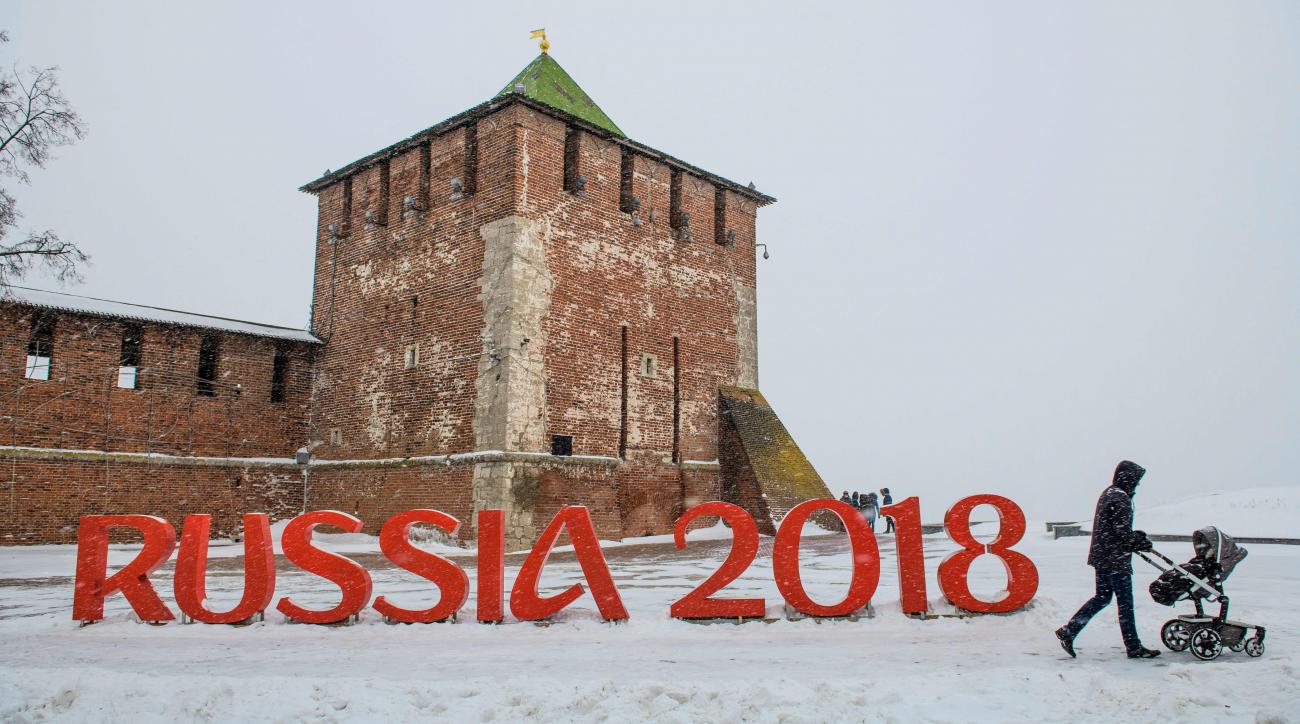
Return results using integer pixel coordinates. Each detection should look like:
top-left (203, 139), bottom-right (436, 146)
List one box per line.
top-left (530, 28), bottom-right (550, 54)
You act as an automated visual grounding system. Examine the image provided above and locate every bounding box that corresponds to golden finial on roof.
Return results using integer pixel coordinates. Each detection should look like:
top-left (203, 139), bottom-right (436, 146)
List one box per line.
top-left (530, 28), bottom-right (550, 54)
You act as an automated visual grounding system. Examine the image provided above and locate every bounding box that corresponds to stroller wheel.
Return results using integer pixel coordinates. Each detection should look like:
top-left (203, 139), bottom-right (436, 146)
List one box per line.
top-left (1161, 619), bottom-right (1192, 652)
top-left (1244, 637), bottom-right (1265, 658)
top-left (1229, 639), bottom-right (1246, 652)
top-left (1189, 627), bottom-right (1223, 661)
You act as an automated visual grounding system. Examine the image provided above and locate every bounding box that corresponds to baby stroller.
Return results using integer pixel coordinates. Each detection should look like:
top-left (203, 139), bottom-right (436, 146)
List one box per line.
top-left (1138, 527), bottom-right (1266, 661)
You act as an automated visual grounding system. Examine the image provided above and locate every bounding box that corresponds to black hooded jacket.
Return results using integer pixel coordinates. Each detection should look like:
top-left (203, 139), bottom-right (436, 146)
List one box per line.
top-left (1087, 461), bottom-right (1148, 572)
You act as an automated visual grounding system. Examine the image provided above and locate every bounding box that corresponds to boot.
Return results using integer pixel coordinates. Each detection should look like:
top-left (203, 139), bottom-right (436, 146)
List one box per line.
top-left (1055, 627), bottom-right (1076, 658)
top-left (1126, 646), bottom-right (1161, 659)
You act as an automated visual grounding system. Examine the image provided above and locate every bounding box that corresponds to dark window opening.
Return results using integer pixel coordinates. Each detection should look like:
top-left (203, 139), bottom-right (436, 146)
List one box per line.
top-left (24, 314), bottom-right (54, 381)
top-left (372, 160), bottom-right (390, 226)
top-left (418, 142), bottom-right (432, 210)
top-left (197, 333), bottom-right (219, 396)
top-left (619, 148), bottom-right (635, 212)
top-left (551, 434), bottom-right (573, 457)
top-left (118, 323), bottom-right (142, 389)
top-left (670, 170), bottom-right (690, 240)
top-left (618, 326), bottom-right (628, 458)
top-left (672, 336), bottom-right (681, 464)
top-left (270, 344), bottom-right (288, 402)
top-left (462, 122), bottom-right (478, 195)
top-left (340, 177), bottom-right (353, 237)
top-left (563, 126), bottom-right (582, 194)
top-left (714, 187), bottom-right (728, 245)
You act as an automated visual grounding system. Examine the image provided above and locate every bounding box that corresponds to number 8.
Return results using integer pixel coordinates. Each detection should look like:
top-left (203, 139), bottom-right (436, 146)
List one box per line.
top-left (937, 494), bottom-right (1038, 613)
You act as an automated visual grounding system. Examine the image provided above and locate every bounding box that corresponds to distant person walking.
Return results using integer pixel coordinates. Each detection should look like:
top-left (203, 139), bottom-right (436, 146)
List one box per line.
top-left (840, 490), bottom-right (853, 507)
top-left (860, 492), bottom-right (879, 532)
top-left (879, 487), bottom-right (895, 533)
top-left (1055, 460), bottom-right (1161, 659)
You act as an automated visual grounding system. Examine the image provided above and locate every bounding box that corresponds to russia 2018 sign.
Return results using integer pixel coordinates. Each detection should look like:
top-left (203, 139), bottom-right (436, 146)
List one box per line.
top-left (72, 495), bottom-right (1038, 625)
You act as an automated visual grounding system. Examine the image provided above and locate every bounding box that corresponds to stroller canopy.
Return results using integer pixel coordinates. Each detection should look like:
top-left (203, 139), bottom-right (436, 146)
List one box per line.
top-left (1193, 526), bottom-right (1248, 581)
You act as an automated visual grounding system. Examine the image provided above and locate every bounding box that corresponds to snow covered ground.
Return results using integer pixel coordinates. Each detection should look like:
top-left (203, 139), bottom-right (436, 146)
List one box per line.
top-left (1131, 486), bottom-right (1300, 539)
top-left (0, 519), bottom-right (1296, 723)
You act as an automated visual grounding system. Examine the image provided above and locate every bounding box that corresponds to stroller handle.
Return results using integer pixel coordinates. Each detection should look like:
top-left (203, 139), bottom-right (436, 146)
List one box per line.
top-left (1137, 549), bottom-right (1177, 568)
top-left (1137, 549), bottom-right (1222, 602)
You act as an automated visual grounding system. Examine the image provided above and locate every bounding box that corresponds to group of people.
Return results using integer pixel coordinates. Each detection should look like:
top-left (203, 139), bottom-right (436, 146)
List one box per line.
top-left (838, 488), bottom-right (894, 532)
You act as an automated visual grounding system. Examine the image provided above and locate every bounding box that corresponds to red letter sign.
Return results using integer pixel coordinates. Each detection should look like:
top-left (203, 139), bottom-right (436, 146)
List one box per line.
top-left (670, 502), bottom-right (765, 619)
top-left (373, 509), bottom-right (468, 623)
top-left (937, 494), bottom-right (1038, 613)
top-left (879, 497), bottom-right (929, 615)
top-left (276, 511), bottom-right (373, 624)
top-left (73, 515), bottom-right (177, 623)
top-left (174, 513), bottom-right (275, 624)
top-left (476, 509), bottom-right (505, 623)
top-left (510, 507), bottom-right (628, 621)
top-left (773, 499), bottom-right (880, 617)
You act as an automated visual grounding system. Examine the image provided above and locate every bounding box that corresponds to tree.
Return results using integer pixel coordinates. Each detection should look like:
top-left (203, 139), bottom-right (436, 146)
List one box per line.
top-left (0, 30), bottom-right (88, 291)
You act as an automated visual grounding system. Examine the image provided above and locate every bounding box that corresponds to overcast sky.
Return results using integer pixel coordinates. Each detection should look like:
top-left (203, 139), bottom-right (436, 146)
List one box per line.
top-left (7, 2), bottom-right (1298, 519)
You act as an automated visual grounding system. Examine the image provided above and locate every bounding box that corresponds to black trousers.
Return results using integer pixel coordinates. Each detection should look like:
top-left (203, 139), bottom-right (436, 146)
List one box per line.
top-left (1063, 568), bottom-right (1142, 651)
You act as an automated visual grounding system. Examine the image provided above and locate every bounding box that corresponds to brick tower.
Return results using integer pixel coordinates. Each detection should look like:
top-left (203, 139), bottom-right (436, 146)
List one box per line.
top-left (300, 50), bottom-right (832, 547)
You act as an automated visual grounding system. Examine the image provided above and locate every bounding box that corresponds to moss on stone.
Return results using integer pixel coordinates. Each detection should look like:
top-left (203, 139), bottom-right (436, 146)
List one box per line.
top-left (719, 386), bottom-right (836, 517)
top-left (498, 54), bottom-right (624, 136)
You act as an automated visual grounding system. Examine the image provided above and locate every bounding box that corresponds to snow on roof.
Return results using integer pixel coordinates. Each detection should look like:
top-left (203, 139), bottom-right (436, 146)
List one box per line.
top-left (3, 286), bottom-right (320, 343)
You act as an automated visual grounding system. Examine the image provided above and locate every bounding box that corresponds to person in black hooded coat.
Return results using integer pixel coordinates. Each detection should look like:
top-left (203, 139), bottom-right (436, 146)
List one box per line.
top-left (1055, 460), bottom-right (1161, 659)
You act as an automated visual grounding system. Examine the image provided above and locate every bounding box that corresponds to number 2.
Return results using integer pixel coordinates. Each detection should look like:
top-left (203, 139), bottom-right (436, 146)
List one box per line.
top-left (670, 502), bottom-right (765, 619)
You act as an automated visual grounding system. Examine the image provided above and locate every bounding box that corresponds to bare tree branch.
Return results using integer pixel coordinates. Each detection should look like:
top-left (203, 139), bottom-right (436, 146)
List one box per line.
top-left (0, 230), bottom-right (87, 292)
top-left (0, 30), bottom-right (89, 290)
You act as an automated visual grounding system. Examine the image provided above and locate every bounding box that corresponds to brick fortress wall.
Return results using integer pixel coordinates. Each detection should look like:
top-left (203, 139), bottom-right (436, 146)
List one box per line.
top-left (0, 308), bottom-right (313, 543)
top-left (302, 101), bottom-right (760, 546)
top-left (0, 92), bottom-right (788, 546)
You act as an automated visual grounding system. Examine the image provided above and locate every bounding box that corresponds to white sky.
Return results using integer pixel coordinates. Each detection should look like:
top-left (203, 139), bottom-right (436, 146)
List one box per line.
top-left (7, 2), bottom-right (1298, 519)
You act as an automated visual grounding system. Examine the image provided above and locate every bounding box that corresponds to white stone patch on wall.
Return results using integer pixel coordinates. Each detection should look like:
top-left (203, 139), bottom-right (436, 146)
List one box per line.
top-left (361, 348), bottom-right (395, 449)
top-left (349, 255), bottom-right (412, 296)
top-left (422, 408), bottom-right (458, 450)
top-left (733, 280), bottom-right (759, 389)
top-left (470, 461), bottom-right (535, 549)
top-left (473, 216), bottom-right (554, 539)
top-left (475, 216), bottom-right (552, 451)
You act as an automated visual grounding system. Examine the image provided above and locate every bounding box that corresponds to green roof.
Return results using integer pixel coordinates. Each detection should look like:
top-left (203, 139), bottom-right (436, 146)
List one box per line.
top-left (497, 54), bottom-right (623, 136)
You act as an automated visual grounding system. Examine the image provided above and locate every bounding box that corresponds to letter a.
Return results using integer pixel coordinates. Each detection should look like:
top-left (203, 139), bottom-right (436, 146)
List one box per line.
top-left (510, 506), bottom-right (628, 622)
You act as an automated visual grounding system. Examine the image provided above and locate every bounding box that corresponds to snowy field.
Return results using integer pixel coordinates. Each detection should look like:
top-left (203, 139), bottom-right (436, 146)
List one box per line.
top-left (1131, 486), bottom-right (1300, 540)
top-left (0, 516), bottom-right (1296, 723)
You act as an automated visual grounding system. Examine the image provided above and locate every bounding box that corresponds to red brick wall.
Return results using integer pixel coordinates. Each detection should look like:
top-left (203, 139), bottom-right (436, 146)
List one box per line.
top-left (507, 107), bottom-right (756, 535)
top-left (0, 97), bottom-right (766, 545)
top-left (308, 108), bottom-right (519, 462)
top-left (0, 307), bottom-right (312, 457)
top-left (303, 463), bottom-right (475, 536)
top-left (530, 462), bottom-right (623, 540)
top-left (304, 460), bottom-right (625, 544)
top-left (0, 456), bottom-right (303, 544)
top-left (304, 100), bottom-right (759, 540)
